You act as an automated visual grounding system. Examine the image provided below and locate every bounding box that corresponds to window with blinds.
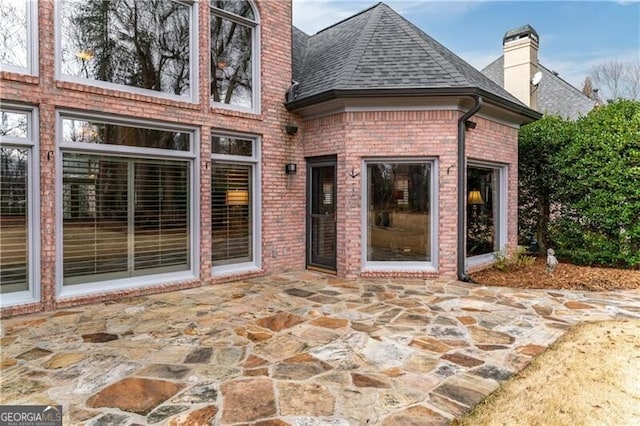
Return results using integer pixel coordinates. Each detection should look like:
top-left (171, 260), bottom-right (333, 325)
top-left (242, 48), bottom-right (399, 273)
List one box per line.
top-left (211, 163), bottom-right (252, 266)
top-left (0, 147), bottom-right (29, 293)
top-left (62, 153), bottom-right (190, 285)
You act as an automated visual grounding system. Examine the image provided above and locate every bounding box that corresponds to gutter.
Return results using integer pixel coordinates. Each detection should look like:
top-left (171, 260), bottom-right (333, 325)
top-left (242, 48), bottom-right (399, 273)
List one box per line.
top-left (285, 87), bottom-right (540, 122)
top-left (457, 95), bottom-right (483, 283)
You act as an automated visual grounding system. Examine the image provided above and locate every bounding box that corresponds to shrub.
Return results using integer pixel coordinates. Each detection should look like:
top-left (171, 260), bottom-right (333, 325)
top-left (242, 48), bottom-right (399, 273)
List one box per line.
top-left (553, 100), bottom-right (640, 269)
top-left (493, 246), bottom-right (536, 272)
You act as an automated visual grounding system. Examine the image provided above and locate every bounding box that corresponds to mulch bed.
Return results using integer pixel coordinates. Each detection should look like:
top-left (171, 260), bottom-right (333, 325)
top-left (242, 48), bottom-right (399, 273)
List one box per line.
top-left (471, 257), bottom-right (640, 291)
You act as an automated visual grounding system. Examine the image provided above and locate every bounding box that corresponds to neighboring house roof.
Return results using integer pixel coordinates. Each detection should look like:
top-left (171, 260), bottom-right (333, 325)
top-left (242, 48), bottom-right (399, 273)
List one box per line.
top-left (483, 56), bottom-right (595, 120)
top-left (288, 2), bottom-right (540, 121)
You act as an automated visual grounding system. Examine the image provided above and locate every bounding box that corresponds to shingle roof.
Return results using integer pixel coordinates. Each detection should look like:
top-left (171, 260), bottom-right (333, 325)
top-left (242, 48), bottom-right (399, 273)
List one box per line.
top-left (292, 26), bottom-right (309, 83)
top-left (290, 2), bottom-right (538, 120)
top-left (482, 56), bottom-right (595, 120)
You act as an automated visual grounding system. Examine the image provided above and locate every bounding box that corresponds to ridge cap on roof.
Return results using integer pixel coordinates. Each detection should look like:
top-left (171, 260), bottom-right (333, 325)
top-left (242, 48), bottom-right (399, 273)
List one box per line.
top-left (315, 2), bottom-right (384, 34)
top-left (335, 4), bottom-right (385, 89)
top-left (382, 7), bottom-right (467, 84)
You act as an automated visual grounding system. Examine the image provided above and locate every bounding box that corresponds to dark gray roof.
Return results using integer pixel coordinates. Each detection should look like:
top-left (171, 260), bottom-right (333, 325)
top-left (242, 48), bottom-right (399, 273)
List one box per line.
top-left (482, 56), bottom-right (595, 120)
top-left (292, 26), bottom-right (309, 83)
top-left (290, 2), bottom-right (539, 120)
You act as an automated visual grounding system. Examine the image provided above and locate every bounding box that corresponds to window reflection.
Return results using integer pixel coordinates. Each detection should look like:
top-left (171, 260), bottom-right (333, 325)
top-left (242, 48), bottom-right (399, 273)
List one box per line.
top-left (466, 166), bottom-right (499, 257)
top-left (1, 111), bottom-right (28, 138)
top-left (60, 0), bottom-right (192, 96)
top-left (212, 163), bottom-right (252, 265)
top-left (210, 0), bottom-right (257, 109)
top-left (0, 0), bottom-right (28, 69)
top-left (367, 163), bottom-right (431, 262)
top-left (62, 119), bottom-right (190, 151)
top-left (0, 147), bottom-right (29, 293)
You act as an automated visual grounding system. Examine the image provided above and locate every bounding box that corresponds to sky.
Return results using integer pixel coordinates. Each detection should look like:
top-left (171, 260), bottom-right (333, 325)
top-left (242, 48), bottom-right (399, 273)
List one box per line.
top-left (292, 0), bottom-right (640, 91)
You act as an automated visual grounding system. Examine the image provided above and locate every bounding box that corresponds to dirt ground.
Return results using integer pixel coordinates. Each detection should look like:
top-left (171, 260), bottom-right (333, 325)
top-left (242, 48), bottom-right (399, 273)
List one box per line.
top-left (458, 260), bottom-right (640, 425)
top-left (454, 319), bottom-right (640, 426)
top-left (471, 257), bottom-right (640, 291)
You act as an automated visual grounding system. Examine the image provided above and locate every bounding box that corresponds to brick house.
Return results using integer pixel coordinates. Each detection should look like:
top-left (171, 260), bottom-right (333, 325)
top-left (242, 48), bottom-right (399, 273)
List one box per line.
top-left (0, 1), bottom-right (538, 316)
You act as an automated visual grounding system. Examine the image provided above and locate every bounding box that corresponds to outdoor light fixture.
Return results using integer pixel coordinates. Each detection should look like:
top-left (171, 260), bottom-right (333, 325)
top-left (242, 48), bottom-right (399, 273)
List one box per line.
top-left (468, 189), bottom-right (484, 205)
top-left (285, 163), bottom-right (297, 174)
top-left (465, 120), bottom-right (477, 130)
top-left (285, 124), bottom-right (298, 135)
top-left (226, 189), bottom-right (249, 206)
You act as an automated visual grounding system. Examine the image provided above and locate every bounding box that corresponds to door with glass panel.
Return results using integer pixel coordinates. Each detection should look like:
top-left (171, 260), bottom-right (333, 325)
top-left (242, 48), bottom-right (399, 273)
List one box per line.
top-left (307, 158), bottom-right (337, 272)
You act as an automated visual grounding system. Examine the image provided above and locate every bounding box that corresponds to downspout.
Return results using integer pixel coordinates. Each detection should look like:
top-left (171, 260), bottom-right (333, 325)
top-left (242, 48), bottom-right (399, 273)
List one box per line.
top-left (457, 95), bottom-right (483, 282)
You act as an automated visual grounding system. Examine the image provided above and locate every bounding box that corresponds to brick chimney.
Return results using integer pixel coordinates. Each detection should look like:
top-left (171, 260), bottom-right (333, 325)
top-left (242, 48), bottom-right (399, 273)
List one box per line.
top-left (503, 25), bottom-right (539, 109)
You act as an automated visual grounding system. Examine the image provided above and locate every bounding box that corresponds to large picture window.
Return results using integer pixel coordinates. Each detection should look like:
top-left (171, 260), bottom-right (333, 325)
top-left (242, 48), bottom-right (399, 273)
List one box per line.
top-left (1, 107), bottom-right (38, 305)
top-left (58, 0), bottom-right (194, 99)
top-left (364, 161), bottom-right (435, 269)
top-left (59, 115), bottom-right (195, 293)
top-left (466, 164), bottom-right (504, 259)
top-left (0, 0), bottom-right (37, 74)
top-left (211, 134), bottom-right (259, 273)
top-left (210, 0), bottom-right (259, 111)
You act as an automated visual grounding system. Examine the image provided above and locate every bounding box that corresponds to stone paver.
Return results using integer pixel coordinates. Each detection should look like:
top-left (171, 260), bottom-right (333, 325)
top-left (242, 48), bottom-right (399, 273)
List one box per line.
top-left (1, 271), bottom-right (639, 425)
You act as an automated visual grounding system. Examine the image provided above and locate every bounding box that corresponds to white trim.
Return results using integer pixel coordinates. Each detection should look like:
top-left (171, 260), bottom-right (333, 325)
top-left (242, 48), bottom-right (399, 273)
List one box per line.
top-left (54, 0), bottom-right (197, 103)
top-left (209, 0), bottom-right (261, 114)
top-left (0, 0), bottom-right (38, 75)
top-left (361, 157), bottom-right (438, 272)
top-left (0, 105), bottom-right (40, 307)
top-left (465, 161), bottom-right (508, 268)
top-left (210, 132), bottom-right (262, 275)
top-left (55, 111), bottom-right (199, 297)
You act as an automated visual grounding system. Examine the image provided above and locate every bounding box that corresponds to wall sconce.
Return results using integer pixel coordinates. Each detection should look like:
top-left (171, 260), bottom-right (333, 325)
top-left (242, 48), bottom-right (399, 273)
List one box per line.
top-left (285, 124), bottom-right (298, 135)
top-left (285, 163), bottom-right (297, 174)
top-left (226, 189), bottom-right (249, 206)
top-left (465, 120), bottom-right (477, 130)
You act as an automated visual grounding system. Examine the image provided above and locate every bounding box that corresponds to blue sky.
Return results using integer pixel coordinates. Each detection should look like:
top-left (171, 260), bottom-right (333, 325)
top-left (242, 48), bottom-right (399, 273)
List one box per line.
top-left (292, 1), bottom-right (640, 90)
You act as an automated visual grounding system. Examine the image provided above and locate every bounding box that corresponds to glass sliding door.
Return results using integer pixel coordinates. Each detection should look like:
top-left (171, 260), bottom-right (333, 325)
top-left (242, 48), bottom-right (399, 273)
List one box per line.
top-left (62, 154), bottom-right (190, 285)
top-left (59, 115), bottom-right (194, 293)
top-left (1, 107), bottom-right (37, 305)
top-left (0, 147), bottom-right (29, 293)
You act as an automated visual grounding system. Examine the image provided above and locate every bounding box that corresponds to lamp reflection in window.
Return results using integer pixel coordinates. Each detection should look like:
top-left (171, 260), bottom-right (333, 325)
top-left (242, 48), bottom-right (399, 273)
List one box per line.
top-left (226, 189), bottom-right (249, 206)
top-left (468, 189), bottom-right (484, 218)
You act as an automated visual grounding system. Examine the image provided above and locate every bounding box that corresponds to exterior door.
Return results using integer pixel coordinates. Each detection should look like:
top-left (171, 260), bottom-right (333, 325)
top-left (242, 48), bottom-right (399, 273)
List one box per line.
top-left (307, 158), bottom-right (337, 272)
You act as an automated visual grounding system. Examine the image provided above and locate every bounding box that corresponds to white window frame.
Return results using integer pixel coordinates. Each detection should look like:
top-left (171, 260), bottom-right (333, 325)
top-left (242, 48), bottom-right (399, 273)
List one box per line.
top-left (211, 131), bottom-right (261, 276)
top-left (0, 104), bottom-right (40, 307)
top-left (55, 111), bottom-right (200, 299)
top-left (361, 157), bottom-right (439, 272)
top-left (54, 0), bottom-right (199, 103)
top-left (209, 0), bottom-right (261, 114)
top-left (465, 161), bottom-right (508, 268)
top-left (0, 0), bottom-right (38, 75)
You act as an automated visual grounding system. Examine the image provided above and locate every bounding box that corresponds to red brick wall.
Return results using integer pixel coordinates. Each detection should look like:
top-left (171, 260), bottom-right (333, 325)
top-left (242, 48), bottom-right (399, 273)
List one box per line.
top-left (1, 0), bottom-right (296, 316)
top-left (301, 109), bottom-right (519, 279)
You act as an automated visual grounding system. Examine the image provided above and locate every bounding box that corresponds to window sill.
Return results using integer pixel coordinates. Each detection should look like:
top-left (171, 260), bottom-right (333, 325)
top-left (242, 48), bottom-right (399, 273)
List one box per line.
top-left (55, 80), bottom-right (201, 110)
top-left (0, 71), bottom-right (39, 85)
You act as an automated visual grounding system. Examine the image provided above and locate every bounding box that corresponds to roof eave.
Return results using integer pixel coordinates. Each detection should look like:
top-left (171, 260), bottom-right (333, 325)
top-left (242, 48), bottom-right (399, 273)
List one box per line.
top-left (286, 87), bottom-right (542, 123)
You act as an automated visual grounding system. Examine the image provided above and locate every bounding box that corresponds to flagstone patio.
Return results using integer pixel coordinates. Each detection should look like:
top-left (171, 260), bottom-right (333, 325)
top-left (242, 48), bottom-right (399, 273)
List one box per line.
top-left (1, 271), bottom-right (639, 425)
